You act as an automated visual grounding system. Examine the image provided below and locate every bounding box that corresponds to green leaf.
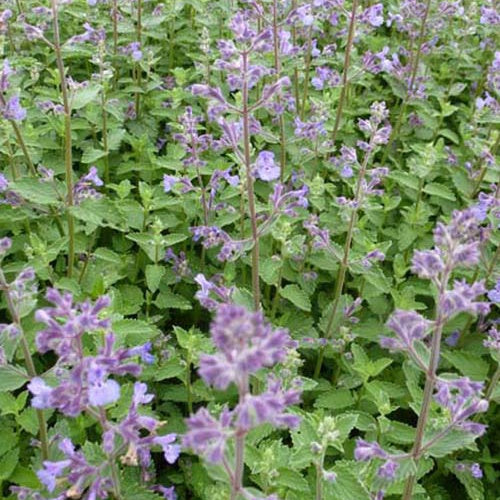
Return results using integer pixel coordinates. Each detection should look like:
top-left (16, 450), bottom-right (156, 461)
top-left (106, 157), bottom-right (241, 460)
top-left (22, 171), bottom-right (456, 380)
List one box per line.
top-left (0, 366), bottom-right (28, 392)
top-left (314, 388), bottom-right (354, 410)
top-left (442, 351), bottom-right (489, 381)
top-left (276, 468), bottom-right (311, 493)
top-left (279, 284), bottom-right (311, 312)
top-left (155, 290), bottom-right (192, 310)
top-left (425, 429), bottom-right (478, 457)
top-left (145, 265), bottom-right (165, 292)
top-left (114, 285), bottom-right (144, 315)
top-left (72, 85), bottom-right (101, 110)
top-left (326, 461), bottom-right (371, 500)
top-left (423, 182), bottom-right (456, 201)
top-left (11, 179), bottom-right (58, 205)
top-left (0, 448), bottom-right (19, 481)
top-left (81, 147), bottom-right (107, 164)
top-left (112, 319), bottom-right (160, 345)
top-left (259, 257), bottom-right (282, 285)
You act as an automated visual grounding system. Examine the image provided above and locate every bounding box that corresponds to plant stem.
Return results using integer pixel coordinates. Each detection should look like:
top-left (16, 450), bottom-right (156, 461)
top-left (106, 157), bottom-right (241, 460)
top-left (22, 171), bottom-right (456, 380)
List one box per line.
top-left (331, 0), bottom-right (358, 145)
top-left (381, 0), bottom-right (432, 164)
top-left (0, 269), bottom-right (49, 461)
top-left (231, 378), bottom-right (249, 500)
top-left (51, 0), bottom-right (75, 278)
top-left (314, 138), bottom-right (374, 378)
top-left (300, 26), bottom-right (313, 120)
top-left (402, 266), bottom-right (452, 500)
top-left (271, 0), bottom-right (286, 180)
top-left (135, 0), bottom-right (142, 117)
top-left (484, 363), bottom-right (500, 402)
top-left (242, 51), bottom-right (261, 310)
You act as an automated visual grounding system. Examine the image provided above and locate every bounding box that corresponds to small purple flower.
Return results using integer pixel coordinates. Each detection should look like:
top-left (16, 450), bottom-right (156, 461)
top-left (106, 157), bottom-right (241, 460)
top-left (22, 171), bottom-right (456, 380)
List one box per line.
top-left (354, 439), bottom-right (388, 461)
top-left (378, 459), bottom-right (399, 480)
top-left (153, 434), bottom-right (181, 464)
top-left (2, 95), bottom-right (27, 121)
top-left (163, 174), bottom-right (178, 193)
top-left (37, 460), bottom-right (71, 492)
top-left (183, 407), bottom-right (232, 463)
top-left (255, 151), bottom-right (280, 181)
top-left (470, 463), bottom-right (483, 479)
top-left (488, 279), bottom-right (500, 303)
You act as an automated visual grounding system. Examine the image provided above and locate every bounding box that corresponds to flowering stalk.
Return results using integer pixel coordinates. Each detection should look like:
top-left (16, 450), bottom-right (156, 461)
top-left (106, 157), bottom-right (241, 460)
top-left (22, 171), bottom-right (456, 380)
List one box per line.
top-left (271, 0), bottom-right (286, 179)
top-left (0, 94), bottom-right (36, 176)
top-left (183, 304), bottom-right (301, 499)
top-left (0, 265), bottom-right (49, 461)
top-left (331, 0), bottom-right (358, 145)
top-left (314, 103), bottom-right (390, 378)
top-left (50, 0), bottom-right (75, 278)
top-left (242, 51), bottom-right (261, 310)
top-left (135, 0), bottom-right (142, 116)
top-left (300, 26), bottom-right (313, 120)
top-left (399, 210), bottom-right (490, 499)
top-left (382, 0), bottom-right (432, 163)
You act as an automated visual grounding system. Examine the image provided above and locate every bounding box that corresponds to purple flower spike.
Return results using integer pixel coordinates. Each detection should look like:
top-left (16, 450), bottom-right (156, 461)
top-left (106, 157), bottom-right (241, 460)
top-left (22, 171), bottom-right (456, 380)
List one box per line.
top-left (199, 304), bottom-right (292, 389)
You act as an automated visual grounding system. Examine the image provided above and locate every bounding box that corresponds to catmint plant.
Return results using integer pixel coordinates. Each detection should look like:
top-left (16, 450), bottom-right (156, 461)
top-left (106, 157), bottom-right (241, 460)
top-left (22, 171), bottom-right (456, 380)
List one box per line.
top-left (183, 303), bottom-right (301, 499)
top-left (314, 101), bottom-right (391, 377)
top-left (353, 209), bottom-right (491, 498)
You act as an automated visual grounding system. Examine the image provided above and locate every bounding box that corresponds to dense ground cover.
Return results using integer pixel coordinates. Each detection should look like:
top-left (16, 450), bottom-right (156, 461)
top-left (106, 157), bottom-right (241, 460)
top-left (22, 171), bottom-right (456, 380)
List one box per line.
top-left (0, 0), bottom-right (499, 499)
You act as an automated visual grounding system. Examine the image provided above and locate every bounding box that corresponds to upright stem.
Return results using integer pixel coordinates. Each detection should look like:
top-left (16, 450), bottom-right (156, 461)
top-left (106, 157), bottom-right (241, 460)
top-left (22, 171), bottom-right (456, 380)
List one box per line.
top-left (112, 0), bottom-right (118, 56)
top-left (300, 27), bottom-right (313, 120)
top-left (382, 0), bottom-right (431, 164)
top-left (402, 267), bottom-right (451, 500)
top-left (51, 0), bottom-right (75, 278)
top-left (331, 0), bottom-right (358, 145)
top-left (314, 138), bottom-right (374, 378)
top-left (291, 0), bottom-right (300, 110)
top-left (135, 0), bottom-right (142, 116)
top-left (271, 0), bottom-right (286, 180)
top-left (0, 269), bottom-right (49, 461)
top-left (231, 378), bottom-right (249, 500)
top-left (242, 51), bottom-right (261, 310)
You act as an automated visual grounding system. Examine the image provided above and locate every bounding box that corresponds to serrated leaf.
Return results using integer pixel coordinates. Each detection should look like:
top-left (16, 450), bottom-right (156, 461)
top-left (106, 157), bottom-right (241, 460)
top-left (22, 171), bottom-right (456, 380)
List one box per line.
top-left (81, 147), bottom-right (107, 164)
top-left (155, 290), bottom-right (192, 310)
top-left (276, 468), bottom-right (311, 492)
top-left (314, 388), bottom-right (354, 410)
top-left (145, 265), bottom-right (165, 292)
top-left (425, 429), bottom-right (478, 457)
top-left (423, 182), bottom-right (456, 201)
top-left (0, 366), bottom-right (28, 391)
top-left (11, 179), bottom-right (58, 205)
top-left (72, 85), bottom-right (101, 110)
top-left (259, 257), bottom-right (282, 285)
top-left (279, 284), bottom-right (311, 312)
top-left (112, 319), bottom-right (160, 345)
top-left (0, 448), bottom-right (19, 481)
top-left (326, 461), bottom-right (371, 500)
top-left (442, 351), bottom-right (489, 381)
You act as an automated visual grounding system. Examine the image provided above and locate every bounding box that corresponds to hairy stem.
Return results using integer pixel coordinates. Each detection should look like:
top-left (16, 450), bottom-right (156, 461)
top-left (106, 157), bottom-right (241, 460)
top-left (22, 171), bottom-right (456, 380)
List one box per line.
top-left (314, 137), bottom-right (374, 378)
top-left (402, 266), bottom-right (451, 500)
top-left (382, 0), bottom-right (432, 164)
top-left (242, 51), bottom-right (261, 310)
top-left (271, 0), bottom-right (286, 180)
top-left (300, 26), bottom-right (313, 120)
top-left (331, 0), bottom-right (358, 145)
top-left (51, 0), bottom-right (75, 278)
top-left (0, 269), bottom-right (49, 461)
